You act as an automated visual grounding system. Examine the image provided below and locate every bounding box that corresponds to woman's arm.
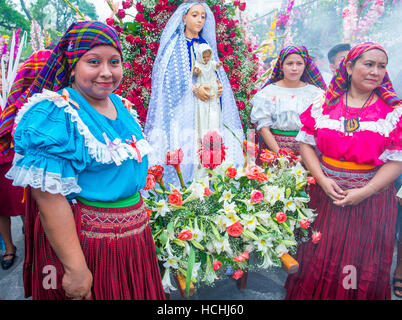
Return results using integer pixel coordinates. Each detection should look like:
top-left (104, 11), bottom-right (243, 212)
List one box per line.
top-left (259, 126), bottom-right (280, 153)
top-left (31, 188), bottom-right (92, 300)
top-left (299, 142), bottom-right (346, 201)
top-left (333, 160), bottom-right (402, 207)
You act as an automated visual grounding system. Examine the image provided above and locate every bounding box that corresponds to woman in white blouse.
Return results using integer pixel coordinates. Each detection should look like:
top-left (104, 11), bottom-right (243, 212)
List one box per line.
top-left (251, 45), bottom-right (327, 157)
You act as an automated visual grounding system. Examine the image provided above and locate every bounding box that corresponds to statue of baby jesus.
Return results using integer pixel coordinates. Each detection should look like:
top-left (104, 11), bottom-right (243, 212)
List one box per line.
top-left (193, 43), bottom-right (223, 98)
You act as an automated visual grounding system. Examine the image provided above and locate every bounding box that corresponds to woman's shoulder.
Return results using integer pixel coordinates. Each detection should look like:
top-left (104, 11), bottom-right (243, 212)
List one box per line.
top-left (14, 88), bottom-right (75, 128)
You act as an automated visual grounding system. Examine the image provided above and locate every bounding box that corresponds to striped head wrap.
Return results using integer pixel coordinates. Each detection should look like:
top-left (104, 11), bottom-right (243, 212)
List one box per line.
top-left (266, 45), bottom-right (327, 91)
top-left (0, 50), bottom-right (51, 156)
top-left (0, 21), bottom-right (122, 156)
top-left (324, 42), bottom-right (401, 109)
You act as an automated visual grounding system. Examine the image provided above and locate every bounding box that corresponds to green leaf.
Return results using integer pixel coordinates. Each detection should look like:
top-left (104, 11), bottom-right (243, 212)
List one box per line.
top-left (159, 232), bottom-right (168, 247)
top-left (186, 246), bottom-right (195, 298)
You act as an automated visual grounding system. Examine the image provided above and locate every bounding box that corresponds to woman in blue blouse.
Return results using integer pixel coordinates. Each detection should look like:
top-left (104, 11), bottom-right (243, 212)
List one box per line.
top-left (5, 21), bottom-right (165, 300)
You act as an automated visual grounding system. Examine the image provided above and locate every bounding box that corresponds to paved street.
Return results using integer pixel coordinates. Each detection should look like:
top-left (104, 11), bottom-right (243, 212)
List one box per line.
top-left (0, 216), bottom-right (400, 300)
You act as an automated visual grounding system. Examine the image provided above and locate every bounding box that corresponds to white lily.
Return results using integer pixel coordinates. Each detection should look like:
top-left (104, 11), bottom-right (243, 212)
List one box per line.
top-left (259, 251), bottom-right (274, 269)
top-left (161, 267), bottom-right (177, 292)
top-left (191, 262), bottom-right (202, 280)
top-left (219, 189), bottom-right (234, 203)
top-left (263, 185), bottom-right (285, 205)
top-left (163, 255), bottom-right (179, 269)
top-left (284, 198), bottom-right (297, 212)
top-left (154, 199), bottom-right (170, 218)
top-left (241, 214), bottom-right (258, 232)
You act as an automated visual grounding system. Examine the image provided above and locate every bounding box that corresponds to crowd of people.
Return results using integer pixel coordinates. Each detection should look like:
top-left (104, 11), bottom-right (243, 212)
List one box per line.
top-left (0, 0), bottom-right (401, 300)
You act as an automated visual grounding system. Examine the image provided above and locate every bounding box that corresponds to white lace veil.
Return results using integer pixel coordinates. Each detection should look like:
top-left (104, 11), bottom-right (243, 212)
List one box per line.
top-left (144, 1), bottom-right (245, 188)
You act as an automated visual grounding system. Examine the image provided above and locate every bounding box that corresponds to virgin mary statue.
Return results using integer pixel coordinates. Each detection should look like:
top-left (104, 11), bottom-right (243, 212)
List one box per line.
top-left (144, 0), bottom-right (245, 188)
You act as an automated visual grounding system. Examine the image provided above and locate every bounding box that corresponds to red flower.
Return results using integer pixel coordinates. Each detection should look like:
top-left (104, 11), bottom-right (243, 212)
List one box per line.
top-left (277, 148), bottom-right (298, 161)
top-left (237, 101), bottom-right (246, 110)
top-left (227, 167), bottom-right (237, 179)
top-left (227, 221), bottom-right (244, 237)
top-left (106, 18), bottom-right (115, 26)
top-left (233, 251), bottom-right (249, 262)
top-left (168, 189), bottom-right (183, 206)
top-left (245, 164), bottom-right (263, 180)
top-left (232, 269), bottom-right (244, 280)
top-left (135, 13), bottom-right (145, 23)
top-left (177, 229), bottom-right (193, 241)
top-left (250, 190), bottom-right (263, 204)
top-left (165, 148), bottom-right (184, 169)
top-left (300, 219), bottom-right (310, 229)
top-left (143, 174), bottom-right (155, 190)
top-left (199, 131), bottom-right (226, 170)
top-left (204, 187), bottom-right (213, 196)
top-left (148, 165), bottom-right (164, 181)
top-left (312, 231), bottom-right (322, 244)
top-left (135, 1), bottom-right (144, 11)
top-left (212, 260), bottom-right (222, 271)
top-left (125, 34), bottom-right (134, 44)
top-left (146, 208), bottom-right (152, 218)
top-left (117, 9), bottom-right (126, 19)
top-left (276, 212), bottom-right (287, 224)
top-left (260, 149), bottom-right (277, 163)
top-left (239, 2), bottom-right (246, 11)
top-left (234, 0), bottom-right (241, 5)
top-left (307, 176), bottom-right (316, 184)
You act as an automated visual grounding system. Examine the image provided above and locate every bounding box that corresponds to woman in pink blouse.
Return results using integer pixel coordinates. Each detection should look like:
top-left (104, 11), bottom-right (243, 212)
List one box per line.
top-left (285, 42), bottom-right (402, 300)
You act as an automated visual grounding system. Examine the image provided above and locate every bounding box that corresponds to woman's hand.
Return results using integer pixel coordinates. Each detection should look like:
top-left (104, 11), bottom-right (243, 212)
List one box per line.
top-left (63, 264), bottom-right (93, 300)
top-left (317, 176), bottom-right (346, 201)
top-left (332, 188), bottom-right (368, 207)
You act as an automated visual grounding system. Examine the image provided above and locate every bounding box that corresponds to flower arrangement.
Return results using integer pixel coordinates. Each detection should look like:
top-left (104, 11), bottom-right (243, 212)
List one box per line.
top-left (105, 0), bottom-right (260, 133)
top-left (144, 131), bottom-right (319, 295)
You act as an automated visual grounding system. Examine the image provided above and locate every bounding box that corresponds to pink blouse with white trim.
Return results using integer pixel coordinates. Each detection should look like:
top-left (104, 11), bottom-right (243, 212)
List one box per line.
top-left (295, 95), bottom-right (402, 166)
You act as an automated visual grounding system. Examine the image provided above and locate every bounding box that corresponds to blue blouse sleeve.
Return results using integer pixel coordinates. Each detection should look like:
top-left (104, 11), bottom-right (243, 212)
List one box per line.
top-left (7, 96), bottom-right (88, 196)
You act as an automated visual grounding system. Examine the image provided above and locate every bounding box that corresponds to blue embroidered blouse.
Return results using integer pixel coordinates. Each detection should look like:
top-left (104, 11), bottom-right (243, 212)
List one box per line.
top-left (7, 87), bottom-right (150, 202)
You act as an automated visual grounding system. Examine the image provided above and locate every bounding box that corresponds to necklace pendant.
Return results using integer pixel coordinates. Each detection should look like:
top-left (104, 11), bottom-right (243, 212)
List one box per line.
top-left (344, 117), bottom-right (360, 133)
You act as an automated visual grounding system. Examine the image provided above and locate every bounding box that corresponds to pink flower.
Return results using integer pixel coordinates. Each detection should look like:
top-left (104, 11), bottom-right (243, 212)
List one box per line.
top-left (239, 2), bottom-right (246, 11)
top-left (117, 9), bottom-right (126, 19)
top-left (307, 176), bottom-right (316, 184)
top-left (250, 190), bottom-right (263, 204)
top-left (106, 18), bottom-right (115, 26)
top-left (312, 231), bottom-right (322, 244)
top-left (227, 221), bottom-right (244, 237)
top-left (143, 174), bottom-right (155, 190)
top-left (135, 1), bottom-right (144, 11)
top-left (276, 212), bottom-right (287, 224)
top-left (165, 148), bottom-right (184, 170)
top-left (212, 260), bottom-right (222, 271)
top-left (232, 269), bottom-right (244, 280)
top-left (135, 13), bottom-right (145, 23)
top-left (300, 219), bottom-right (309, 229)
top-left (204, 188), bottom-right (212, 196)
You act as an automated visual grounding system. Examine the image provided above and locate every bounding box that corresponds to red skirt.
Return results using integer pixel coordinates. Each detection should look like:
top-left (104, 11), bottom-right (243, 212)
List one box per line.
top-left (0, 159), bottom-right (24, 217)
top-left (285, 161), bottom-right (397, 300)
top-left (23, 189), bottom-right (165, 300)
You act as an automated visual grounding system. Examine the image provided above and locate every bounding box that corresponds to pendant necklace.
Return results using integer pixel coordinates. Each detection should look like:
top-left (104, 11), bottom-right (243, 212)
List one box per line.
top-left (344, 90), bottom-right (374, 133)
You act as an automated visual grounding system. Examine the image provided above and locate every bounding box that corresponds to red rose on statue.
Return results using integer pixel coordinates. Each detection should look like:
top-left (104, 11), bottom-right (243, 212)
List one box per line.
top-left (227, 221), bottom-right (244, 237)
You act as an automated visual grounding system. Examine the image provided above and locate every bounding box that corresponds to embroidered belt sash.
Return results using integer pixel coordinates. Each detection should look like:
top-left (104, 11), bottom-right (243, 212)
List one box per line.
top-left (322, 155), bottom-right (376, 170)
